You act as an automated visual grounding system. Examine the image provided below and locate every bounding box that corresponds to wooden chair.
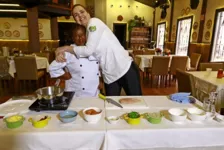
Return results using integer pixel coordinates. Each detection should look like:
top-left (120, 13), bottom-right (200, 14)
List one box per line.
top-left (176, 68), bottom-right (196, 97)
top-left (14, 56), bottom-right (45, 94)
top-left (143, 50), bottom-right (155, 55)
top-left (189, 53), bottom-right (201, 71)
top-left (35, 52), bottom-right (50, 62)
top-left (0, 56), bottom-right (13, 95)
top-left (199, 63), bottom-right (223, 71)
top-left (149, 56), bottom-right (170, 87)
top-left (169, 56), bottom-right (188, 86)
top-left (133, 50), bottom-right (143, 56)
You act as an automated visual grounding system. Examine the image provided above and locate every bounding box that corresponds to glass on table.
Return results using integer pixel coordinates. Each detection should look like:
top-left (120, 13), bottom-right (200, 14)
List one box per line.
top-left (203, 98), bottom-right (212, 112)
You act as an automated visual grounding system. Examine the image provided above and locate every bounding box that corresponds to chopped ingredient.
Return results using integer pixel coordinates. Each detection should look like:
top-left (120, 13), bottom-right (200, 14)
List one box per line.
top-left (6, 115), bottom-right (23, 122)
top-left (85, 109), bottom-right (101, 115)
top-left (128, 111), bottom-right (140, 118)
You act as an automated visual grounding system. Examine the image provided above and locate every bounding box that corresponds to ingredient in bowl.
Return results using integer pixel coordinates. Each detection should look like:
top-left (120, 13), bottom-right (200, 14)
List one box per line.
top-left (85, 109), bottom-right (101, 115)
top-left (6, 115), bottom-right (23, 122)
top-left (62, 115), bottom-right (75, 118)
top-left (128, 111), bottom-right (140, 118)
top-left (39, 116), bottom-right (48, 121)
top-left (119, 98), bottom-right (141, 104)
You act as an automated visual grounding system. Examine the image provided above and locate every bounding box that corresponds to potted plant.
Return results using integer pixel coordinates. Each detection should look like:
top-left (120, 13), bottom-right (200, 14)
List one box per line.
top-left (155, 48), bottom-right (162, 55)
top-left (164, 48), bottom-right (171, 56)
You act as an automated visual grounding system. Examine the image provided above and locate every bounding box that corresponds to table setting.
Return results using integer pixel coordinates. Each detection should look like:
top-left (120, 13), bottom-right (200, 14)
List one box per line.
top-left (1, 90), bottom-right (224, 150)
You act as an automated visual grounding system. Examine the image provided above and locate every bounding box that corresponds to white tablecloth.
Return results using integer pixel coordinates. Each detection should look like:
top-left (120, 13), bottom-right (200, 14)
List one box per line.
top-left (8, 56), bottom-right (49, 77)
top-left (135, 55), bottom-right (191, 72)
top-left (188, 71), bottom-right (224, 108)
top-left (1, 96), bottom-right (224, 150)
top-left (0, 97), bottom-right (106, 150)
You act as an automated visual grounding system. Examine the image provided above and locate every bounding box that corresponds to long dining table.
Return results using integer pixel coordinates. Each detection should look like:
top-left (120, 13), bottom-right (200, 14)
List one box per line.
top-left (135, 55), bottom-right (191, 72)
top-left (1, 96), bottom-right (224, 150)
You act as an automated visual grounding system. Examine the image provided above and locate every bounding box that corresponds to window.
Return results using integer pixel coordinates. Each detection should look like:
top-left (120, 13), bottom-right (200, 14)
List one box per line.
top-left (211, 9), bottom-right (224, 62)
top-left (175, 16), bottom-right (193, 56)
top-left (156, 22), bottom-right (166, 51)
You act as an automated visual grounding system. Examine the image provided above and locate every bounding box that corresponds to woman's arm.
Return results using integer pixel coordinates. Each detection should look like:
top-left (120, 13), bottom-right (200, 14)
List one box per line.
top-left (74, 18), bottom-right (105, 57)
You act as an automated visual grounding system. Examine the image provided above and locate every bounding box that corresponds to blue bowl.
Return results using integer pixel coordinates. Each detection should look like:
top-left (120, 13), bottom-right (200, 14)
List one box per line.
top-left (59, 110), bottom-right (78, 123)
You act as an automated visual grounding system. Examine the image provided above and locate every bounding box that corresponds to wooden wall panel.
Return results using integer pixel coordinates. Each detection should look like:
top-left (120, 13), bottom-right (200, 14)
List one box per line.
top-left (165, 42), bottom-right (211, 62)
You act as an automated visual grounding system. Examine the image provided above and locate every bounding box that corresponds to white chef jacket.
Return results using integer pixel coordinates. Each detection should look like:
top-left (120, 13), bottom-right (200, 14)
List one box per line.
top-left (74, 18), bottom-right (133, 84)
top-left (49, 49), bottom-right (100, 97)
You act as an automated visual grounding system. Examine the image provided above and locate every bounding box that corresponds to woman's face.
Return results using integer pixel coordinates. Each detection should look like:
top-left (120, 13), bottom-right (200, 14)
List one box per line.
top-left (72, 6), bottom-right (91, 27)
top-left (73, 28), bottom-right (86, 46)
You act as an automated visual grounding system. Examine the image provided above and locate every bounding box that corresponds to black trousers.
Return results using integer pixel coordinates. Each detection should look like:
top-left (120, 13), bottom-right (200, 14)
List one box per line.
top-left (104, 61), bottom-right (142, 96)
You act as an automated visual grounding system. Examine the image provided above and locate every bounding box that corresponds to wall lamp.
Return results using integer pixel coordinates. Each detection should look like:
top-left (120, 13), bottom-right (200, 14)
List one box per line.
top-left (0, 9), bottom-right (26, 12)
top-left (0, 3), bottom-right (20, 6)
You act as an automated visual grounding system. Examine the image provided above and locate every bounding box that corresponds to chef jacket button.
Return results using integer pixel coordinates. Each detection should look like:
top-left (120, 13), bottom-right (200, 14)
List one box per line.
top-left (97, 73), bottom-right (99, 76)
top-left (82, 76), bottom-right (84, 79)
top-left (96, 62), bottom-right (98, 64)
top-left (80, 64), bottom-right (82, 67)
top-left (82, 88), bottom-right (85, 90)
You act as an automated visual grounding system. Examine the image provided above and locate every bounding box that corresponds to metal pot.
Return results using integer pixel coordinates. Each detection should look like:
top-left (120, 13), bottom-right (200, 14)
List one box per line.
top-left (35, 86), bottom-right (64, 100)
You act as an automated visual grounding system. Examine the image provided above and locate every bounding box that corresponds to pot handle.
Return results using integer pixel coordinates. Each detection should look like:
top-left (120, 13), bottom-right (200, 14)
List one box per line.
top-left (46, 116), bottom-right (51, 121)
top-left (28, 118), bottom-right (33, 122)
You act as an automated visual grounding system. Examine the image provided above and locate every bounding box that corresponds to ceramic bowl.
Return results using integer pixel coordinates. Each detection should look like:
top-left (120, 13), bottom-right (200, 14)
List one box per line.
top-left (83, 107), bottom-right (102, 123)
top-left (145, 112), bottom-right (162, 124)
top-left (4, 115), bottom-right (25, 129)
top-left (168, 108), bottom-right (187, 122)
top-left (107, 116), bottom-right (119, 124)
top-left (187, 108), bottom-right (206, 121)
top-left (123, 112), bottom-right (142, 125)
top-left (59, 110), bottom-right (78, 123)
top-left (215, 114), bottom-right (224, 123)
top-left (29, 115), bottom-right (51, 128)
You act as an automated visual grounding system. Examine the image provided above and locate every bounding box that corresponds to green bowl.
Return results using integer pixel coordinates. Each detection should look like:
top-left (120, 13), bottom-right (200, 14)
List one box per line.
top-left (4, 115), bottom-right (25, 129)
top-left (145, 113), bottom-right (162, 124)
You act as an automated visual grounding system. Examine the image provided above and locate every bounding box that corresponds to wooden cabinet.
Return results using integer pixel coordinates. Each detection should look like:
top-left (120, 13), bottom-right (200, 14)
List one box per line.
top-left (129, 27), bottom-right (151, 49)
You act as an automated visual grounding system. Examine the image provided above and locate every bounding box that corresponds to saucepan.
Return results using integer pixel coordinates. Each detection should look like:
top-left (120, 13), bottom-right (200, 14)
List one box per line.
top-left (35, 79), bottom-right (64, 104)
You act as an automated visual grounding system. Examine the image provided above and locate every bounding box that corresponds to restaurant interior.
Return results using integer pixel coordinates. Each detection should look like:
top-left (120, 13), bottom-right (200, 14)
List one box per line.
top-left (1, 0), bottom-right (224, 149)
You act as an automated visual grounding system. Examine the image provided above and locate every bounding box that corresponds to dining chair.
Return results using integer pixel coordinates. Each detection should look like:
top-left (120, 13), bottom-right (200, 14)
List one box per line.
top-left (149, 56), bottom-right (170, 87)
top-left (169, 56), bottom-right (188, 86)
top-left (133, 50), bottom-right (143, 56)
top-left (199, 63), bottom-right (223, 71)
top-left (35, 52), bottom-right (50, 62)
top-left (143, 50), bottom-right (155, 55)
top-left (189, 53), bottom-right (201, 71)
top-left (14, 56), bottom-right (45, 94)
top-left (176, 68), bottom-right (196, 97)
top-left (0, 56), bottom-right (13, 96)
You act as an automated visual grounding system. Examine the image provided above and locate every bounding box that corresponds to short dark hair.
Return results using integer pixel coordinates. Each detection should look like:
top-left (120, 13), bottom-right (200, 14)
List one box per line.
top-left (72, 23), bottom-right (86, 34)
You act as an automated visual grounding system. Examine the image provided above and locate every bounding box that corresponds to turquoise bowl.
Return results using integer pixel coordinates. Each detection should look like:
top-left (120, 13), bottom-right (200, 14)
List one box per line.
top-left (59, 110), bottom-right (78, 123)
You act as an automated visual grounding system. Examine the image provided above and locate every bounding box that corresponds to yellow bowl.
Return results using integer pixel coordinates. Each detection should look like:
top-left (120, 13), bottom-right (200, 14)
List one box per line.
top-left (123, 113), bottom-right (142, 125)
top-left (29, 115), bottom-right (51, 128)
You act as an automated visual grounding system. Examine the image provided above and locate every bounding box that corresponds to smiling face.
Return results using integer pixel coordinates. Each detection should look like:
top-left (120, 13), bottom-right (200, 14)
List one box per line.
top-left (72, 26), bottom-right (86, 46)
top-left (72, 5), bottom-right (91, 27)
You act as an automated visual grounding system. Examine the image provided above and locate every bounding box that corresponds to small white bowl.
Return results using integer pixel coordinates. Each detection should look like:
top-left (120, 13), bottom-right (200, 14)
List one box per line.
top-left (187, 108), bottom-right (206, 121)
top-left (83, 107), bottom-right (102, 123)
top-left (168, 108), bottom-right (187, 122)
top-left (215, 114), bottom-right (224, 123)
top-left (107, 116), bottom-right (119, 124)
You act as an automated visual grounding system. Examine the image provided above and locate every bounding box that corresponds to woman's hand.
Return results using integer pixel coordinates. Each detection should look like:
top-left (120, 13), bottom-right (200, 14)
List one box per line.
top-left (55, 46), bottom-right (75, 62)
top-left (56, 53), bottom-right (66, 62)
